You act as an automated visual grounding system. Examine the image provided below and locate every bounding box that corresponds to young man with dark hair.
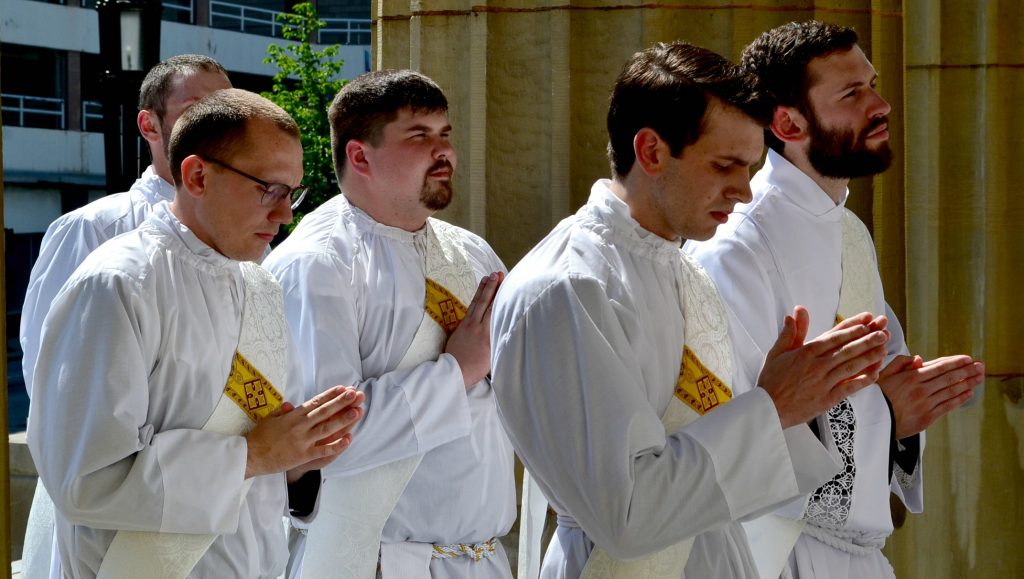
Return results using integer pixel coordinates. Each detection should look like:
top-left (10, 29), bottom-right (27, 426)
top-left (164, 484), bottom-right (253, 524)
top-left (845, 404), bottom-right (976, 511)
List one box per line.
top-left (491, 41), bottom-right (898, 579)
top-left (264, 69), bottom-right (514, 578)
top-left (18, 53), bottom-right (231, 579)
top-left (687, 20), bottom-right (984, 578)
top-left (28, 88), bottom-right (364, 579)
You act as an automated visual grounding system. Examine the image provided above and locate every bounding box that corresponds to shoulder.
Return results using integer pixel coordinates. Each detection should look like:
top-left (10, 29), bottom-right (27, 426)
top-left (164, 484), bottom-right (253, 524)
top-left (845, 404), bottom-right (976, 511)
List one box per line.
top-left (428, 217), bottom-right (505, 272)
top-left (496, 217), bottom-right (611, 328)
top-left (265, 199), bottom-right (355, 291)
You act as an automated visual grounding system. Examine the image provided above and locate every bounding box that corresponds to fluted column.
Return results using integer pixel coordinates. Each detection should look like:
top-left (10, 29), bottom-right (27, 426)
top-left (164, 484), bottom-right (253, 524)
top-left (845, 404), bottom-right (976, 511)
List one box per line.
top-left (886, 1), bottom-right (1024, 577)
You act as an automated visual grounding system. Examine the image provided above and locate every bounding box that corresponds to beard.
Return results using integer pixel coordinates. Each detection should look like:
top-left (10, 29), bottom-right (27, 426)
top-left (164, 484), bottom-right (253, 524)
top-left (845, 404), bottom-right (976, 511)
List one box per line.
top-left (420, 159), bottom-right (454, 211)
top-left (806, 112), bottom-right (893, 179)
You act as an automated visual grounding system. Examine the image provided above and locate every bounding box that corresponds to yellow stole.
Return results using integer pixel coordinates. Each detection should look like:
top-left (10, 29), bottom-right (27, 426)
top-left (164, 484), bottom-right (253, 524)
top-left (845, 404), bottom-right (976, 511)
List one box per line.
top-left (301, 220), bottom-right (475, 579)
top-left (98, 262), bottom-right (286, 579)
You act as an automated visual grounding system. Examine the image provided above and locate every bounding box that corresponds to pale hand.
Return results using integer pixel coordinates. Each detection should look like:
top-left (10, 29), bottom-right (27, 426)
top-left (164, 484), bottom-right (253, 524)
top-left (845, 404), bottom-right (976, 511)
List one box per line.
top-left (244, 385), bottom-right (365, 480)
top-left (445, 271), bottom-right (504, 388)
top-left (759, 306), bottom-right (890, 429)
top-left (879, 354), bottom-right (984, 439)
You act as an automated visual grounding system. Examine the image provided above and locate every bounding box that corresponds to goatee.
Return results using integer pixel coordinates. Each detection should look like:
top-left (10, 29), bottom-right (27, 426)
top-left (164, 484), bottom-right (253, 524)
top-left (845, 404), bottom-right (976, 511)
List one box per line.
top-left (421, 160), bottom-right (454, 211)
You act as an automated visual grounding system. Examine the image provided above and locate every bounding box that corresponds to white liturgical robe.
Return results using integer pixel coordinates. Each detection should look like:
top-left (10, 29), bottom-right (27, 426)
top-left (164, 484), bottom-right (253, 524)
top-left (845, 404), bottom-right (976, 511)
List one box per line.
top-left (687, 149), bottom-right (924, 579)
top-left (264, 195), bottom-right (516, 578)
top-left (21, 166), bottom-right (174, 400)
top-left (27, 203), bottom-right (290, 579)
top-left (19, 166), bottom-right (174, 579)
top-left (490, 180), bottom-right (842, 579)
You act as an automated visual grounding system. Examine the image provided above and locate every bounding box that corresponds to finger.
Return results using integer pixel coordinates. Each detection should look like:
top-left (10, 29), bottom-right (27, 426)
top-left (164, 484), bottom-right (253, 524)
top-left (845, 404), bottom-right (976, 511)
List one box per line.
top-left (315, 405), bottom-right (364, 440)
top-left (867, 315), bottom-right (889, 333)
top-left (806, 322), bottom-right (879, 357)
top-left (880, 354), bottom-right (916, 380)
top-left (767, 314), bottom-right (799, 359)
top-left (483, 271), bottom-right (505, 317)
top-left (831, 311), bottom-right (874, 331)
top-left (792, 306), bottom-right (810, 348)
top-left (823, 342), bottom-right (888, 386)
top-left (300, 386), bottom-right (358, 420)
top-left (917, 356), bottom-right (980, 383)
top-left (472, 272), bottom-right (502, 323)
top-left (828, 371), bottom-right (879, 404)
top-left (466, 275), bottom-right (491, 318)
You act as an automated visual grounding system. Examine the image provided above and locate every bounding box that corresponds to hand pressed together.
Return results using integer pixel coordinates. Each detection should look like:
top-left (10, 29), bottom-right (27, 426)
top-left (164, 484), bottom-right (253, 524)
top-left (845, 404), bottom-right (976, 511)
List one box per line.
top-left (244, 385), bottom-right (365, 481)
top-left (758, 306), bottom-right (890, 429)
top-left (445, 271), bottom-right (504, 388)
top-left (880, 354), bottom-right (984, 439)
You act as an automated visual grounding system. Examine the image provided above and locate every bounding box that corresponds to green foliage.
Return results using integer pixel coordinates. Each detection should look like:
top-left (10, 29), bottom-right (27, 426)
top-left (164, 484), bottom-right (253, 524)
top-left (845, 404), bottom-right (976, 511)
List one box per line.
top-left (263, 2), bottom-right (346, 228)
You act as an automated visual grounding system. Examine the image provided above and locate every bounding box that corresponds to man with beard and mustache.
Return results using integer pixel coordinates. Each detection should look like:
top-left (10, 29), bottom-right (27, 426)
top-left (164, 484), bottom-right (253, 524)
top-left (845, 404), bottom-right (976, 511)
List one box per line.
top-left (18, 53), bottom-right (230, 579)
top-left (687, 21), bottom-right (984, 578)
top-left (263, 70), bottom-right (515, 578)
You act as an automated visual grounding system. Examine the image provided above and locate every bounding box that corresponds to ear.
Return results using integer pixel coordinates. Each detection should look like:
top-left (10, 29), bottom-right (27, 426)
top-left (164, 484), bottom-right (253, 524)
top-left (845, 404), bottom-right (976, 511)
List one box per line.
top-left (138, 109), bottom-right (162, 146)
top-left (633, 127), bottom-right (667, 177)
top-left (179, 155), bottom-right (208, 199)
top-left (769, 106), bottom-right (808, 145)
top-left (345, 140), bottom-right (371, 178)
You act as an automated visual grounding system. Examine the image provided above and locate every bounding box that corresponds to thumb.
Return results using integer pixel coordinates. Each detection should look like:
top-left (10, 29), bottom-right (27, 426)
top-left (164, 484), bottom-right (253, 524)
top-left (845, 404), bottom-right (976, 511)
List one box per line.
top-left (767, 314), bottom-right (799, 359)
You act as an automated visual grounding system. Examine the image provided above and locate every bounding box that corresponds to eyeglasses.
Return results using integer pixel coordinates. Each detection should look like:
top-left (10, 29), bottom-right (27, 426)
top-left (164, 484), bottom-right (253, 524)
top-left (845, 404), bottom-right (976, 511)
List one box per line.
top-left (202, 157), bottom-right (308, 210)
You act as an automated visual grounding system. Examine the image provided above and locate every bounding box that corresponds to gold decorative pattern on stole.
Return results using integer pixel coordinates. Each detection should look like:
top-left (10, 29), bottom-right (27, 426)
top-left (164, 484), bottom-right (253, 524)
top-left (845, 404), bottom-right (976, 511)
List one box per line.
top-left (224, 350), bottom-right (284, 422)
top-left (425, 277), bottom-right (468, 336)
top-left (835, 314), bottom-right (844, 325)
top-left (675, 346), bottom-right (733, 415)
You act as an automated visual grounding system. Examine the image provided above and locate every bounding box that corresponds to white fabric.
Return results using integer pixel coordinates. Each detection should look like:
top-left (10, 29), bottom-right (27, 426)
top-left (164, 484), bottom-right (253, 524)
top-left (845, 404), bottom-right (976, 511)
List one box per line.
top-left (97, 261), bottom-right (287, 578)
top-left (19, 167), bottom-right (173, 579)
top-left (27, 203), bottom-right (290, 579)
top-left (264, 194), bottom-right (516, 579)
top-left (687, 149), bottom-right (923, 578)
top-left (491, 180), bottom-right (841, 579)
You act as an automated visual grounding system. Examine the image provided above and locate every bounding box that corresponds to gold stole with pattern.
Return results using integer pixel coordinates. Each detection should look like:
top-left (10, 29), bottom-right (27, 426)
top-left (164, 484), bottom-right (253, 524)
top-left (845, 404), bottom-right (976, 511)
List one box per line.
top-left (578, 253), bottom-right (734, 579)
top-left (98, 262), bottom-right (287, 579)
top-left (301, 220), bottom-right (474, 579)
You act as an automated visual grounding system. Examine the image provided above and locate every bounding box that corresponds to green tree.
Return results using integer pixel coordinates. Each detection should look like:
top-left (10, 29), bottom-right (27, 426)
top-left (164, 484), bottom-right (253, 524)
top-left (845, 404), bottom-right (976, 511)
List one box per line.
top-left (263, 2), bottom-right (346, 227)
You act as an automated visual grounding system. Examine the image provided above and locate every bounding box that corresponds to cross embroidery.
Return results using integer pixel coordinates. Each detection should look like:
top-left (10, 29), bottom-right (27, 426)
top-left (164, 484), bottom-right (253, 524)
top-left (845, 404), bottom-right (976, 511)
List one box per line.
top-left (440, 299), bottom-right (459, 331)
top-left (697, 375), bottom-right (719, 411)
top-left (245, 379), bottom-right (268, 410)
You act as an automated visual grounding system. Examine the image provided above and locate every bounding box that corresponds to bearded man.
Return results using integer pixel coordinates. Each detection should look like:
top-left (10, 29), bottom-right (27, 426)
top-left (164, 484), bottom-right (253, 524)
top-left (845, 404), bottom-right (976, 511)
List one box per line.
top-left (687, 21), bottom-right (984, 578)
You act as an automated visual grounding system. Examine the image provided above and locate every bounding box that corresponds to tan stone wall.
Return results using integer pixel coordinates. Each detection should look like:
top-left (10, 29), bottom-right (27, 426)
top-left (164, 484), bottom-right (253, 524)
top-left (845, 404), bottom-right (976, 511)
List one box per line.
top-left (373, 1), bottom-right (1024, 577)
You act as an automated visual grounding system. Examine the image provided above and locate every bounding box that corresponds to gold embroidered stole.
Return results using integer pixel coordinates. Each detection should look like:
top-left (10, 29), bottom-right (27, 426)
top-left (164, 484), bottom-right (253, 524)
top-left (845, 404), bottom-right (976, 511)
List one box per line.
top-left (98, 262), bottom-right (287, 579)
top-left (580, 253), bottom-right (734, 579)
top-left (301, 220), bottom-right (475, 579)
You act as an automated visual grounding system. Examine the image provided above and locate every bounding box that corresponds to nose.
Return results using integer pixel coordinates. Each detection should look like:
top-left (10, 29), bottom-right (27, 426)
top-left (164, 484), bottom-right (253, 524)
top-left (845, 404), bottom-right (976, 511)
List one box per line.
top-left (435, 138), bottom-right (456, 166)
top-left (269, 193), bottom-right (294, 225)
top-left (727, 173), bottom-right (753, 204)
top-left (868, 89), bottom-right (891, 119)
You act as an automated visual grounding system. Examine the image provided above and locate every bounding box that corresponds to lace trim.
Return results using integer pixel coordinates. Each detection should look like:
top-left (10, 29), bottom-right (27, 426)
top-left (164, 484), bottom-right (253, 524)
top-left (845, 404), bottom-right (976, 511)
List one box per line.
top-left (894, 461), bottom-right (918, 490)
top-left (803, 399), bottom-right (856, 528)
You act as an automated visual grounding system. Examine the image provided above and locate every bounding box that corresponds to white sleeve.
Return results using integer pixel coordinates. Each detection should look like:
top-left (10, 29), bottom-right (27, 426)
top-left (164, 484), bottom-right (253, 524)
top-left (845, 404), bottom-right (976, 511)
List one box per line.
top-left (27, 270), bottom-right (251, 535)
top-left (491, 275), bottom-right (836, 560)
top-left (269, 251), bottom-right (472, 474)
top-left (20, 214), bottom-right (109, 400)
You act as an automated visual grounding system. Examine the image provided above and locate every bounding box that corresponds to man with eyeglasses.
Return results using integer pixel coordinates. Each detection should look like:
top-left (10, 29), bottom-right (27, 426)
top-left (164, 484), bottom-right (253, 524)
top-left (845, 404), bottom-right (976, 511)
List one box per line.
top-left (264, 70), bottom-right (514, 578)
top-left (18, 53), bottom-right (231, 579)
top-left (28, 88), bottom-right (364, 579)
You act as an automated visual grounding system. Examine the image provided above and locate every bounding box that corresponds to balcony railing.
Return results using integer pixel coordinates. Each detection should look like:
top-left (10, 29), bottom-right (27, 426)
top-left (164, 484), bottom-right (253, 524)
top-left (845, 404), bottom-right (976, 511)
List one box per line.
top-left (209, 0), bottom-right (370, 45)
top-left (1, 93), bottom-right (65, 130)
top-left (82, 100), bottom-right (104, 132)
top-left (162, 0), bottom-right (194, 24)
top-left (319, 18), bottom-right (371, 46)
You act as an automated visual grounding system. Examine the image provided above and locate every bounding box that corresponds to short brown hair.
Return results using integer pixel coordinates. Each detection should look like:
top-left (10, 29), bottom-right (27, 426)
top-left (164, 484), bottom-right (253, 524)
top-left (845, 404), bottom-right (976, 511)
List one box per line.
top-left (168, 88), bottom-right (300, 186)
top-left (740, 21), bottom-right (859, 153)
top-left (328, 69), bottom-right (448, 181)
top-left (607, 41), bottom-right (770, 177)
top-left (138, 54), bottom-right (229, 119)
